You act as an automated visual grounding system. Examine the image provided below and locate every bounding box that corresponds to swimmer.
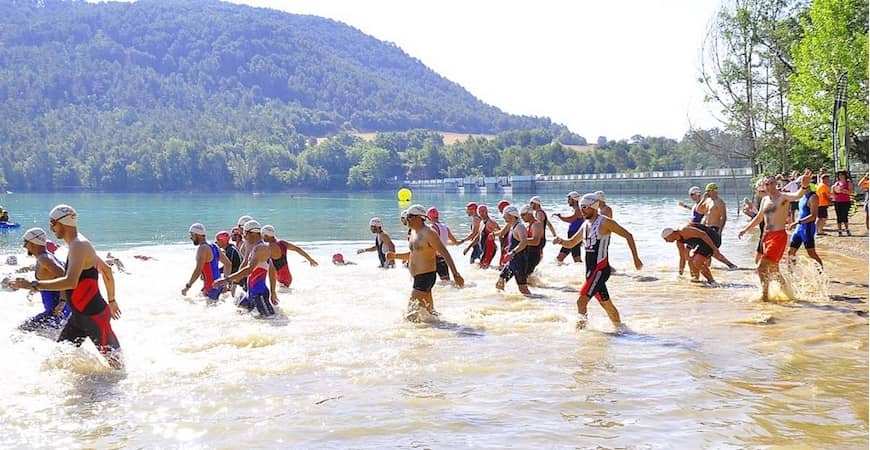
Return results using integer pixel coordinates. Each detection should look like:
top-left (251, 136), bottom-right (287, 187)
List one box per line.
top-left (661, 226), bottom-right (731, 283)
top-left (739, 169), bottom-right (813, 301)
top-left (554, 194), bottom-right (643, 331)
top-left (457, 202), bottom-right (483, 263)
top-left (332, 253), bottom-right (356, 265)
top-left (387, 204), bottom-right (464, 318)
top-left (11, 205), bottom-right (122, 369)
top-left (215, 220), bottom-right (278, 316)
top-left (105, 252), bottom-right (128, 274)
top-left (786, 186), bottom-right (823, 268)
top-left (182, 223), bottom-right (231, 301)
top-left (496, 205), bottom-right (531, 295)
top-left (357, 217), bottom-right (396, 268)
top-left (554, 191), bottom-right (583, 264)
top-left (428, 207), bottom-right (460, 280)
top-left (17, 227), bottom-right (71, 332)
top-left (262, 224), bottom-right (318, 288)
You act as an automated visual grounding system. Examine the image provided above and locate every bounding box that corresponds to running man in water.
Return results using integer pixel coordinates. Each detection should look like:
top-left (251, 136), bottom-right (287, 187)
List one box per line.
top-left (595, 191), bottom-right (613, 218)
top-left (261, 224), bottom-right (318, 288)
top-left (555, 191), bottom-right (583, 264)
top-left (457, 202), bottom-right (482, 263)
top-left (496, 205), bottom-right (530, 295)
top-left (357, 217), bottom-right (396, 268)
top-left (387, 204), bottom-right (464, 319)
top-left (427, 207), bottom-right (460, 281)
top-left (12, 205), bottom-right (122, 369)
top-left (215, 230), bottom-right (242, 296)
top-left (17, 227), bottom-right (70, 332)
top-left (182, 223), bottom-right (231, 300)
top-left (214, 220), bottom-right (278, 316)
top-left (554, 193), bottom-right (643, 331)
top-left (786, 186), bottom-right (823, 268)
top-left (738, 169), bottom-right (813, 301)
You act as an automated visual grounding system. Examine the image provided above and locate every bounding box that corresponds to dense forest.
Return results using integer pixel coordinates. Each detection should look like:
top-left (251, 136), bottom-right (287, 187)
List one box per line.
top-left (0, 0), bottom-right (862, 192)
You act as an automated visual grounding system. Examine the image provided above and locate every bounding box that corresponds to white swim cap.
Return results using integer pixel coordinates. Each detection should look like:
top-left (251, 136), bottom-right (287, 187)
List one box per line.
top-left (243, 220), bottom-right (261, 233)
top-left (567, 191), bottom-right (581, 200)
top-left (661, 227), bottom-right (675, 239)
top-left (261, 224), bottom-right (276, 237)
top-left (369, 217), bottom-right (383, 227)
top-left (23, 227), bottom-right (47, 246)
top-left (519, 205), bottom-right (533, 216)
top-left (579, 193), bottom-right (599, 208)
top-left (503, 205), bottom-right (520, 218)
top-left (688, 186), bottom-right (702, 196)
top-left (529, 196), bottom-right (542, 205)
top-left (188, 223), bottom-right (206, 236)
top-left (237, 215), bottom-right (253, 227)
top-left (595, 190), bottom-right (606, 201)
top-left (406, 204), bottom-right (428, 218)
top-left (400, 210), bottom-right (408, 219)
top-left (49, 204), bottom-right (77, 227)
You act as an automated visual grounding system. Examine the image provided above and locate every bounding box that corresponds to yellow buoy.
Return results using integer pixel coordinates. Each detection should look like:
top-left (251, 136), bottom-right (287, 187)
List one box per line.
top-left (397, 188), bottom-right (412, 202)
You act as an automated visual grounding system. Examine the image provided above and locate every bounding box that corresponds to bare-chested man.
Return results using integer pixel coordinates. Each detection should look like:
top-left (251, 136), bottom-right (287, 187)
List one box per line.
top-left (387, 204), bottom-right (464, 319)
top-left (738, 169), bottom-right (813, 301)
top-left (698, 183), bottom-right (727, 245)
top-left (11, 205), bottom-right (122, 369)
top-left (661, 226), bottom-right (734, 283)
top-left (458, 202), bottom-right (483, 263)
top-left (595, 191), bottom-right (613, 218)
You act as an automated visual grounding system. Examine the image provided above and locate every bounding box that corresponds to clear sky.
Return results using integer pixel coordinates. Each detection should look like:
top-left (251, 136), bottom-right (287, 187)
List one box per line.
top-left (229, 0), bottom-right (723, 140)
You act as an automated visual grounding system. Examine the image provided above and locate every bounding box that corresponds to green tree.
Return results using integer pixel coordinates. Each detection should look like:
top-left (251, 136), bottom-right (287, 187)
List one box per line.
top-left (788, 0), bottom-right (869, 161)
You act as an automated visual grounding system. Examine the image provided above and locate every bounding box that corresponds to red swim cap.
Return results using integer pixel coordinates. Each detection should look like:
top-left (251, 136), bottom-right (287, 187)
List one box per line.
top-left (466, 202), bottom-right (478, 210)
top-left (477, 204), bottom-right (488, 215)
top-left (215, 231), bottom-right (230, 242)
top-left (45, 240), bottom-right (59, 253)
top-left (426, 207), bottom-right (439, 220)
top-left (497, 200), bottom-right (510, 212)
top-left (332, 253), bottom-right (344, 263)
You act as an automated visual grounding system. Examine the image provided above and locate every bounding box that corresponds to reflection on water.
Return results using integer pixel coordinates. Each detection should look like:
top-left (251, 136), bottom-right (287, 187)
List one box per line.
top-left (0, 193), bottom-right (866, 447)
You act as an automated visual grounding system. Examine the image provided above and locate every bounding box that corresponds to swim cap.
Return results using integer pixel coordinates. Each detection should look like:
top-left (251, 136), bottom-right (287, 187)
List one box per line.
top-left (529, 196), bottom-right (542, 206)
top-left (497, 200), bottom-right (510, 212)
top-left (406, 204), bottom-right (428, 217)
top-left (6, 255), bottom-right (17, 265)
top-left (261, 224), bottom-right (276, 237)
top-left (45, 240), bottom-right (59, 253)
top-left (400, 210), bottom-right (408, 220)
top-left (688, 186), bottom-right (702, 196)
top-left (755, 179), bottom-right (765, 192)
top-left (705, 182), bottom-right (718, 191)
top-left (595, 191), bottom-right (606, 201)
top-left (579, 193), bottom-right (599, 208)
top-left (519, 205), bottom-right (533, 216)
top-left (466, 202), bottom-right (478, 210)
top-left (243, 220), bottom-right (261, 233)
top-left (567, 191), bottom-right (581, 200)
top-left (237, 215), bottom-right (253, 227)
top-left (477, 204), bottom-right (488, 215)
top-left (188, 223), bottom-right (206, 236)
top-left (215, 231), bottom-right (230, 242)
top-left (369, 217), bottom-right (383, 227)
top-left (426, 207), bottom-right (439, 220)
top-left (49, 204), bottom-right (77, 227)
top-left (661, 227), bottom-right (676, 239)
top-left (503, 205), bottom-right (520, 218)
top-left (23, 227), bottom-right (47, 246)
top-left (332, 253), bottom-right (344, 263)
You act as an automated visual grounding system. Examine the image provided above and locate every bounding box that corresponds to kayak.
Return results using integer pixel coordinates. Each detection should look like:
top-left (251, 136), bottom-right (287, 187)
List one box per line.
top-left (0, 222), bottom-right (20, 229)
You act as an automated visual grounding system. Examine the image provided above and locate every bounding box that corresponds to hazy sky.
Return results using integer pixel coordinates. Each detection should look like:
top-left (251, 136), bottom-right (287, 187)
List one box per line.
top-left (229, 0), bottom-right (723, 140)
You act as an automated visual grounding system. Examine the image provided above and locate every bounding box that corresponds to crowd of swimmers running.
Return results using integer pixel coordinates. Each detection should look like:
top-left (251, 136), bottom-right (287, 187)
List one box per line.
top-left (2, 172), bottom-right (866, 369)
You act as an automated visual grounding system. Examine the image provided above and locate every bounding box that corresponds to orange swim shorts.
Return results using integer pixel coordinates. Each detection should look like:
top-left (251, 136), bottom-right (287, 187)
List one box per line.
top-left (761, 229), bottom-right (787, 263)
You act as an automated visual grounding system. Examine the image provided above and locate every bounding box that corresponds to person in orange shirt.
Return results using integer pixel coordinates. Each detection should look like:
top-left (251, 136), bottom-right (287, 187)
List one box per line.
top-left (815, 173), bottom-right (832, 235)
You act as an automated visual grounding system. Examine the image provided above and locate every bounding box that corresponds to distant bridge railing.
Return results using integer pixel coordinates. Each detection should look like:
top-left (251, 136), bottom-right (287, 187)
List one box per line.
top-left (404, 167), bottom-right (754, 186)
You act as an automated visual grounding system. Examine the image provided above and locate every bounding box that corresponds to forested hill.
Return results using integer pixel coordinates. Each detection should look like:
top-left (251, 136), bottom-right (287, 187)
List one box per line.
top-left (0, 0), bottom-right (547, 134)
